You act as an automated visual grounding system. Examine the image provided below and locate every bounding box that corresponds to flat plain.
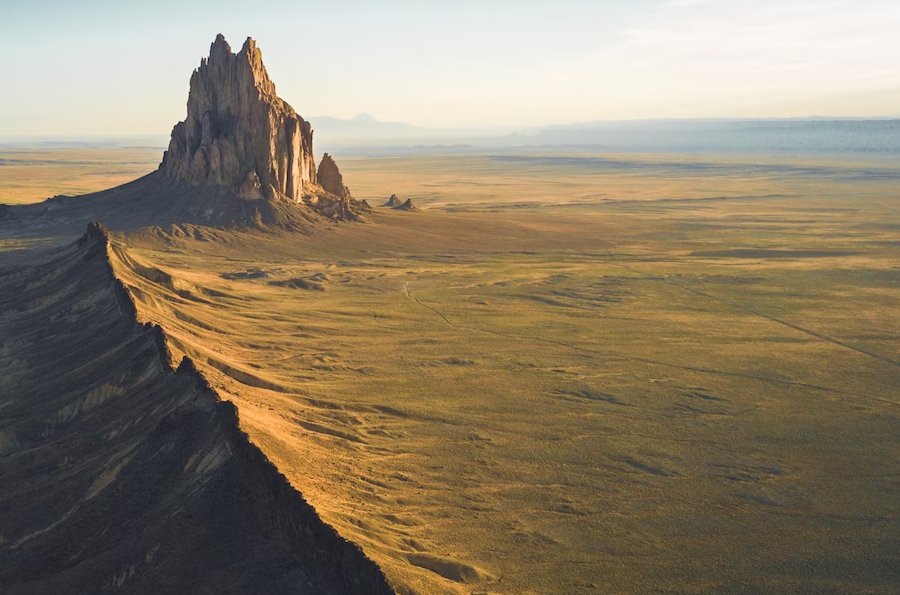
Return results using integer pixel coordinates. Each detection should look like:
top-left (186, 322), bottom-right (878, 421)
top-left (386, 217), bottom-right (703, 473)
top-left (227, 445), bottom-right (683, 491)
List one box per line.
top-left (0, 147), bottom-right (161, 205)
top-left (2, 149), bottom-right (898, 593)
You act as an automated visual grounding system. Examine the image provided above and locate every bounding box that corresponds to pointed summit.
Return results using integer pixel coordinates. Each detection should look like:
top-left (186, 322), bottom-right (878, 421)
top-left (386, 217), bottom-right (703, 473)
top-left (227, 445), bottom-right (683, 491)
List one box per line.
top-left (237, 37), bottom-right (276, 96)
top-left (317, 153), bottom-right (351, 200)
top-left (160, 34), bottom-right (315, 202)
top-left (210, 33), bottom-right (231, 56)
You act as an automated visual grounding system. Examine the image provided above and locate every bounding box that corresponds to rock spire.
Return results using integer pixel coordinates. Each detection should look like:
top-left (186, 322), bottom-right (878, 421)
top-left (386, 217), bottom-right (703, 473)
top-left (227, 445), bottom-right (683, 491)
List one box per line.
top-left (160, 35), bottom-right (316, 201)
top-left (317, 153), bottom-right (352, 199)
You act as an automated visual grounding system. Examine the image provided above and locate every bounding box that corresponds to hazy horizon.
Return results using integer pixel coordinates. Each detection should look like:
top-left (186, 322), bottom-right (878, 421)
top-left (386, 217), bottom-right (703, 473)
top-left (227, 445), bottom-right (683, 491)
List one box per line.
top-left (2, 114), bottom-right (898, 145)
top-left (2, 0), bottom-right (899, 138)
top-left (3, 116), bottom-right (898, 160)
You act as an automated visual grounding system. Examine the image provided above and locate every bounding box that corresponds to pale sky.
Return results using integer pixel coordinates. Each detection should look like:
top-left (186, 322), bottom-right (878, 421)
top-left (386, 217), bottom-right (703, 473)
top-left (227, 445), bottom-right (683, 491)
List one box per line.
top-left (1, 0), bottom-right (898, 137)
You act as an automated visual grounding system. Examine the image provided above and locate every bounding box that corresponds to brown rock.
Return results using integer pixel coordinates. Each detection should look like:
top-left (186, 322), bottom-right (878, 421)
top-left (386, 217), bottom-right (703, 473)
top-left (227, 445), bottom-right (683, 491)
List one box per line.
top-left (382, 194), bottom-right (400, 207)
top-left (317, 153), bottom-right (351, 199)
top-left (160, 34), bottom-right (316, 202)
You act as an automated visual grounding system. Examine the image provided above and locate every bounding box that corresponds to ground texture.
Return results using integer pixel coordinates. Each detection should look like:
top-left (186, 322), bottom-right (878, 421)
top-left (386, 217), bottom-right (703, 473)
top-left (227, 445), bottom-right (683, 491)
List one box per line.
top-left (1, 151), bottom-right (898, 593)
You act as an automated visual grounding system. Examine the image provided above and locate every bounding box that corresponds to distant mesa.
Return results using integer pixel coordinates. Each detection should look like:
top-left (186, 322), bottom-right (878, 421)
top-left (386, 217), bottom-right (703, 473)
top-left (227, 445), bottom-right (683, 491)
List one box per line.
top-left (382, 194), bottom-right (401, 207)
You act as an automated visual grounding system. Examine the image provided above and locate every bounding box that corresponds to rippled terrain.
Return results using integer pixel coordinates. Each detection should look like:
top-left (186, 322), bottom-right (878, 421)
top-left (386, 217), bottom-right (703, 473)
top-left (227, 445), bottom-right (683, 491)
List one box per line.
top-left (1, 151), bottom-right (898, 593)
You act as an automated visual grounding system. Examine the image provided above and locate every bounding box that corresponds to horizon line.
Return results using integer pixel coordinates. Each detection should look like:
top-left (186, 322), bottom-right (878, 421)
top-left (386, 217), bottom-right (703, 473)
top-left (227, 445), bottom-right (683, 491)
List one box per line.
top-left (2, 114), bottom-right (899, 142)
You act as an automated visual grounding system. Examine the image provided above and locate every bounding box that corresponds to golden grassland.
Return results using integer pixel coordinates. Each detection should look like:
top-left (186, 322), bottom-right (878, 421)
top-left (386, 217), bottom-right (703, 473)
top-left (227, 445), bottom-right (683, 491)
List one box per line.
top-left (5, 150), bottom-right (900, 593)
top-left (0, 147), bottom-right (161, 204)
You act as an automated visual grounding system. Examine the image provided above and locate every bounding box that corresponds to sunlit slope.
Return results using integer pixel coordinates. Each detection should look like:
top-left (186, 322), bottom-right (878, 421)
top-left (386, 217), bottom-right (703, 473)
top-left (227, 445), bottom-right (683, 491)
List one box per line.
top-left (0, 225), bottom-right (390, 594)
top-left (113, 200), bottom-right (899, 594)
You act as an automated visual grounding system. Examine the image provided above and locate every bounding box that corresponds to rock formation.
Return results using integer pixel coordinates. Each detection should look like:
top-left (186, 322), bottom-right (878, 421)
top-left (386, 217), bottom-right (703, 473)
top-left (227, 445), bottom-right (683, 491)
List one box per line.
top-left (3, 35), bottom-right (373, 232)
top-left (394, 198), bottom-right (416, 211)
top-left (317, 153), bottom-right (351, 199)
top-left (379, 194), bottom-right (414, 211)
top-left (160, 35), bottom-right (316, 202)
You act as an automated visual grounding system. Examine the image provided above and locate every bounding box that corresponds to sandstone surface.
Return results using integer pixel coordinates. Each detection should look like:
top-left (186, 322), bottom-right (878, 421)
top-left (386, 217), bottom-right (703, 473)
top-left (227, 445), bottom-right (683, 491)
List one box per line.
top-left (160, 35), bottom-right (316, 203)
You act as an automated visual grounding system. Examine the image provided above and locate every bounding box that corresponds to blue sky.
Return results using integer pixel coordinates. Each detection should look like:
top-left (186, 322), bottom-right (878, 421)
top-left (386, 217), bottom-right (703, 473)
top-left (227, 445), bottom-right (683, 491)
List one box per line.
top-left (2, 0), bottom-right (898, 137)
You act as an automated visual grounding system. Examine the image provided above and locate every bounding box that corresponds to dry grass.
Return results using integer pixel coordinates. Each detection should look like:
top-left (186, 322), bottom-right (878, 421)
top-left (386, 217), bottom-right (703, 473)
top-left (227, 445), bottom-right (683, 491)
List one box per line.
top-left (0, 147), bottom-right (160, 204)
top-left (5, 149), bottom-right (900, 593)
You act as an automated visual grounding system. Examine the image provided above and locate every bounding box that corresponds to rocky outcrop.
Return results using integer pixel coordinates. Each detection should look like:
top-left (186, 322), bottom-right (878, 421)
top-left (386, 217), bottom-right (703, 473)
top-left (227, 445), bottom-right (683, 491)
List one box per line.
top-left (377, 195), bottom-right (414, 211)
top-left (160, 35), bottom-right (316, 202)
top-left (317, 153), bottom-right (351, 199)
top-left (310, 153), bottom-right (374, 221)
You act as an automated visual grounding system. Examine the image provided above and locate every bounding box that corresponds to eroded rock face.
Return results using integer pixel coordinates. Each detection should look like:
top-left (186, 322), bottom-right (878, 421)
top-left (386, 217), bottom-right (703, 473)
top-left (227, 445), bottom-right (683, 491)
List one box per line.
top-left (317, 153), bottom-right (351, 199)
top-left (160, 34), bottom-right (316, 202)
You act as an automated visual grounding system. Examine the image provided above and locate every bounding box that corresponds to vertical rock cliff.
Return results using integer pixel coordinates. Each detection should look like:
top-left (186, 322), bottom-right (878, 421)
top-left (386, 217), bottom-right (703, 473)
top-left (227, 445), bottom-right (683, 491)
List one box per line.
top-left (160, 35), bottom-right (317, 202)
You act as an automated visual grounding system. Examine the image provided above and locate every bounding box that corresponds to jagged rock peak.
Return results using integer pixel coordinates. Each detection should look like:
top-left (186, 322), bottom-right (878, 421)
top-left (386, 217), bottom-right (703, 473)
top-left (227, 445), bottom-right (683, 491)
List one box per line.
top-left (159, 34), bottom-right (316, 202)
top-left (317, 153), bottom-right (351, 199)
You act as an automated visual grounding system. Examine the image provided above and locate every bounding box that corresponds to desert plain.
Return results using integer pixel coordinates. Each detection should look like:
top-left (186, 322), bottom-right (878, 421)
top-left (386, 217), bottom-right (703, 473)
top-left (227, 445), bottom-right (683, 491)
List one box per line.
top-left (1, 148), bottom-right (898, 593)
